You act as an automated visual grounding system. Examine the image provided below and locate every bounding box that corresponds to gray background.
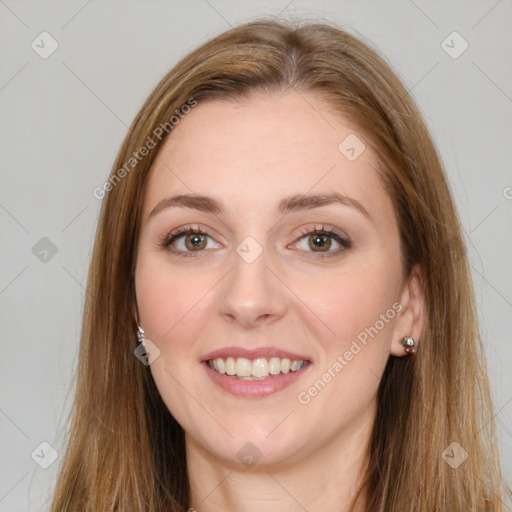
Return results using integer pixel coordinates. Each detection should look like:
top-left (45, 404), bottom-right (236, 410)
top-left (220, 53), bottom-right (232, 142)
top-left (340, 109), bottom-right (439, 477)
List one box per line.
top-left (0, 1), bottom-right (511, 510)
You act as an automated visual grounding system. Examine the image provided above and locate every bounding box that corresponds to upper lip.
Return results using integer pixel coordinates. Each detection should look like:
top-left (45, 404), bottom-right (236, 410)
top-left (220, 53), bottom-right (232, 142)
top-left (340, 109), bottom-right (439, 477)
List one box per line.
top-left (201, 347), bottom-right (311, 362)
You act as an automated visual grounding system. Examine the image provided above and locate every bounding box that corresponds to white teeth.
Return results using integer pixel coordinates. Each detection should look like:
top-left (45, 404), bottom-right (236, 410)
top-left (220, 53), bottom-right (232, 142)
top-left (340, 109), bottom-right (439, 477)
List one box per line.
top-left (236, 357), bottom-right (252, 377)
top-left (269, 357), bottom-right (281, 375)
top-left (208, 356), bottom-right (308, 378)
top-left (252, 358), bottom-right (269, 377)
top-left (225, 357), bottom-right (236, 375)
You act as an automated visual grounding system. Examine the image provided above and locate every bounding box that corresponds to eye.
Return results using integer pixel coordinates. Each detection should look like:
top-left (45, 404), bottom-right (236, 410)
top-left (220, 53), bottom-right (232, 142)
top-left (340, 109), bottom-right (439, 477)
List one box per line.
top-left (291, 225), bottom-right (351, 258)
top-left (160, 226), bottom-right (221, 256)
top-left (160, 224), bottom-right (351, 259)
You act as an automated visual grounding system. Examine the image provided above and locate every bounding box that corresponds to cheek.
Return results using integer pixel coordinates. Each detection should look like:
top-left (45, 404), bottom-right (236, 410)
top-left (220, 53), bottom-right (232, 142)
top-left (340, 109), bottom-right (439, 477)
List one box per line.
top-left (297, 262), bottom-right (401, 348)
top-left (291, 265), bottom-right (401, 419)
top-left (135, 251), bottom-right (215, 343)
top-left (289, 256), bottom-right (402, 415)
top-left (135, 253), bottom-right (216, 428)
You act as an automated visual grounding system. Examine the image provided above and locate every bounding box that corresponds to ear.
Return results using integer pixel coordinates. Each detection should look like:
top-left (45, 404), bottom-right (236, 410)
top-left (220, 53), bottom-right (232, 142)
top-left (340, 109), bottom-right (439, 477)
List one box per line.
top-left (390, 264), bottom-right (425, 357)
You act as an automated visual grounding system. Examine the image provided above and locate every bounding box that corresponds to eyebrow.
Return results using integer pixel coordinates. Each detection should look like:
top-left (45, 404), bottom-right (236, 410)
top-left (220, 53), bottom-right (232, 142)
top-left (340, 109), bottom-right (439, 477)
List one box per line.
top-left (148, 192), bottom-right (371, 220)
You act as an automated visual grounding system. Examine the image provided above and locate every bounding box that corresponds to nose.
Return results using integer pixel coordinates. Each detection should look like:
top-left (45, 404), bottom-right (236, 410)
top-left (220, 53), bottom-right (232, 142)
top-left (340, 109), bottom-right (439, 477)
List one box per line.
top-left (217, 244), bottom-right (287, 328)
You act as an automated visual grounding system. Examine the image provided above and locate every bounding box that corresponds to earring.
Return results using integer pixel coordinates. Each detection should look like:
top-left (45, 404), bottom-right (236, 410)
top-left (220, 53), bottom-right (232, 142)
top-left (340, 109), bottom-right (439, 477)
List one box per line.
top-left (400, 336), bottom-right (417, 354)
top-left (137, 324), bottom-right (146, 348)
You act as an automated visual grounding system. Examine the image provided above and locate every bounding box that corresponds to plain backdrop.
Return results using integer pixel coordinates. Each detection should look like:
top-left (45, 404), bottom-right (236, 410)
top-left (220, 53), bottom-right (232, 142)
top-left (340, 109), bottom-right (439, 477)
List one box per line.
top-left (0, 1), bottom-right (511, 510)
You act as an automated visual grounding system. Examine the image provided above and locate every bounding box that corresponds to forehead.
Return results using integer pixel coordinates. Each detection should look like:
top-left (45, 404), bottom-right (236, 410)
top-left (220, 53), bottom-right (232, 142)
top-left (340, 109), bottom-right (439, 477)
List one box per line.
top-left (143, 91), bottom-right (388, 220)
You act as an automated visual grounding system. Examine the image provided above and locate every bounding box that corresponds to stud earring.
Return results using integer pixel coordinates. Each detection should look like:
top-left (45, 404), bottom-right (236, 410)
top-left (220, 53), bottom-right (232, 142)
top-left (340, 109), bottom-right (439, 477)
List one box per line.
top-left (400, 336), bottom-right (417, 354)
top-left (137, 324), bottom-right (146, 348)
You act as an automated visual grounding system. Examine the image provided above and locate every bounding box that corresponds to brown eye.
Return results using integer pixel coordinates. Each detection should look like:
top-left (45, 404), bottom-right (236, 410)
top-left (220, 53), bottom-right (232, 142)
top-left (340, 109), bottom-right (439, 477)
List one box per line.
top-left (291, 226), bottom-right (351, 258)
top-left (308, 234), bottom-right (332, 252)
top-left (161, 227), bottom-right (221, 256)
top-left (184, 233), bottom-right (207, 251)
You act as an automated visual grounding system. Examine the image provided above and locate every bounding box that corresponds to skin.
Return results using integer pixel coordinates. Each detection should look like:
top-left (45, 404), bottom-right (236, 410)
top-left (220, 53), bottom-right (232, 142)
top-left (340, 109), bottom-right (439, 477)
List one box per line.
top-left (135, 90), bottom-right (424, 511)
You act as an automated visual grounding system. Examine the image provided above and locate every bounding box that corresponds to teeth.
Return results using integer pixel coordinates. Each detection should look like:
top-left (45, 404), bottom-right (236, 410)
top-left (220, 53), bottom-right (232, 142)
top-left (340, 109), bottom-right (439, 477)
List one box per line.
top-left (207, 356), bottom-right (308, 378)
top-left (269, 357), bottom-right (281, 375)
top-left (252, 358), bottom-right (269, 377)
top-left (225, 357), bottom-right (236, 376)
top-left (237, 357), bottom-right (252, 377)
top-left (290, 360), bottom-right (302, 371)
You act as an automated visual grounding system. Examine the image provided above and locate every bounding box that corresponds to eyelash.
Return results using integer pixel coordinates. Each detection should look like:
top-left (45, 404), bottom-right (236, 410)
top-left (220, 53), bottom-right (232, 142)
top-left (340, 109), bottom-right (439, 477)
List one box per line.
top-left (159, 224), bottom-right (351, 259)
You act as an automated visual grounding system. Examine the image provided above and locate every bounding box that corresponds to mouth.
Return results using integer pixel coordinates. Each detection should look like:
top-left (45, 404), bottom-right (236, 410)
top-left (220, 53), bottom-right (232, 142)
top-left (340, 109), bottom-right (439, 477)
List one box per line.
top-left (201, 349), bottom-right (312, 398)
top-left (206, 356), bottom-right (309, 380)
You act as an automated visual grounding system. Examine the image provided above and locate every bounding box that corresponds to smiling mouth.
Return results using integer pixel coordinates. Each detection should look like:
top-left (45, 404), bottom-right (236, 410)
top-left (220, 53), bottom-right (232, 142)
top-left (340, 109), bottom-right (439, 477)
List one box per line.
top-left (207, 356), bottom-right (309, 380)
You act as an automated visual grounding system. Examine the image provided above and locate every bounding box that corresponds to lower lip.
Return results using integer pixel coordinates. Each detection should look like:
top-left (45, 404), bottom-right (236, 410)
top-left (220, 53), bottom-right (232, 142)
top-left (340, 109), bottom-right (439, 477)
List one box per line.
top-left (202, 362), bottom-right (312, 398)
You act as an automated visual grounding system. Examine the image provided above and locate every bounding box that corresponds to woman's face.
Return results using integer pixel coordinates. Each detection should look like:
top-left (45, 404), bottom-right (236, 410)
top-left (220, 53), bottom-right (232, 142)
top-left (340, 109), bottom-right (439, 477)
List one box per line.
top-left (135, 91), bottom-right (420, 468)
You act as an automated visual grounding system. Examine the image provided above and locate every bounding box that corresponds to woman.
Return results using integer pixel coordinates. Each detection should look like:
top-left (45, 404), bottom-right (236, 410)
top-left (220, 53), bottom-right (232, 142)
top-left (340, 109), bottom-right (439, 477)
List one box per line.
top-left (51, 18), bottom-right (506, 511)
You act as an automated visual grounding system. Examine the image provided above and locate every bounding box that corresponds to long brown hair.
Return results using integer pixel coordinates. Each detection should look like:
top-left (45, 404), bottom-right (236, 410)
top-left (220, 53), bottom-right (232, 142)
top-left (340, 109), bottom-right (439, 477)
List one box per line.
top-left (50, 18), bottom-right (506, 511)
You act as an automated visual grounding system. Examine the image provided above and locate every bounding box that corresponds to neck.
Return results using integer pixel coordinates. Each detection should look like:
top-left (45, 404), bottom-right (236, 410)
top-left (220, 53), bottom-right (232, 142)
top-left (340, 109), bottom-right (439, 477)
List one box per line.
top-left (186, 405), bottom-right (373, 512)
